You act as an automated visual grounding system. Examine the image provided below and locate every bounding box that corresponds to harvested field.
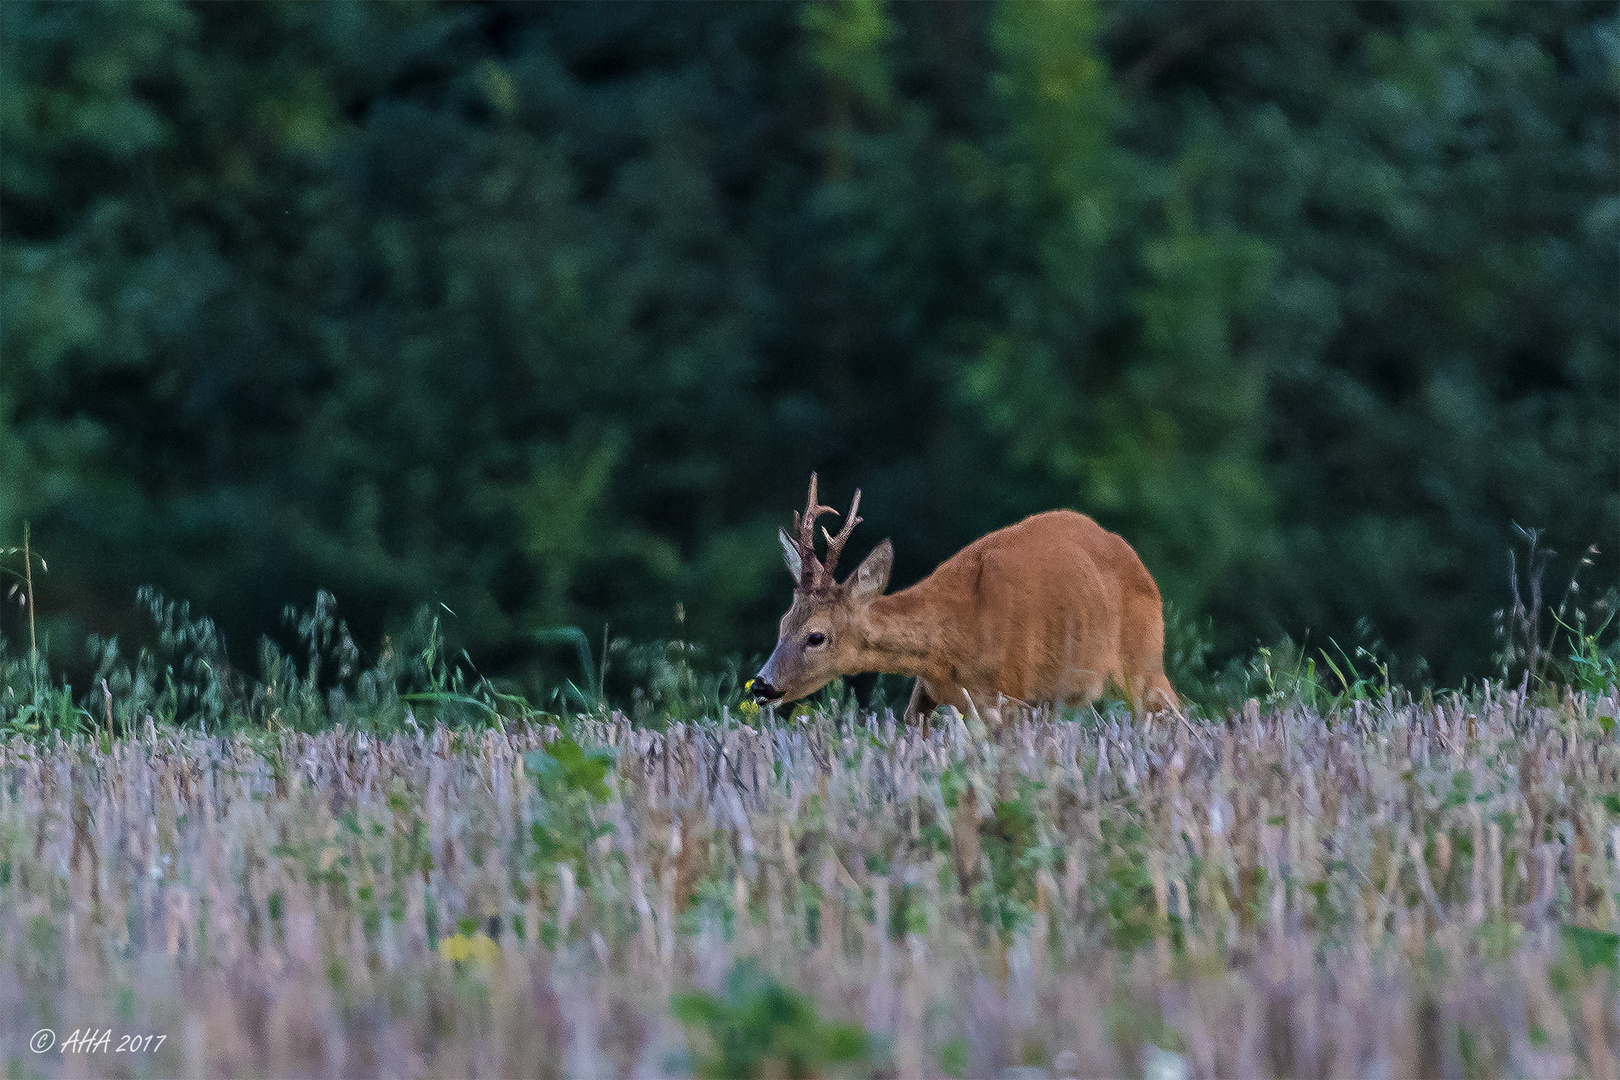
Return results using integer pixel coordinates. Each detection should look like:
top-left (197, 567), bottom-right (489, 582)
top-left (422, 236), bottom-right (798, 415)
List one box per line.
top-left (2, 689), bottom-right (1619, 1078)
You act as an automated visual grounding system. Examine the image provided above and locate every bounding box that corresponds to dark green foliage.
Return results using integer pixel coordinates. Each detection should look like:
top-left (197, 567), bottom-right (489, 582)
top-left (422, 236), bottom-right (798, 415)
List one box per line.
top-left (975, 793), bottom-right (1045, 934)
top-left (670, 958), bottom-right (873, 1080)
top-left (2, 1), bottom-right (1614, 685)
top-left (529, 735), bottom-right (614, 804)
top-left (527, 735), bottom-right (615, 887)
top-left (1096, 814), bottom-right (1160, 951)
top-left (1561, 925), bottom-right (1620, 973)
top-left (0, 587), bottom-right (513, 737)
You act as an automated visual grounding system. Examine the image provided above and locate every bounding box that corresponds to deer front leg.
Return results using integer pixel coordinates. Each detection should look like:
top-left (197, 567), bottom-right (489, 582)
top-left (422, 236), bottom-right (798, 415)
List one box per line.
top-left (904, 679), bottom-right (938, 732)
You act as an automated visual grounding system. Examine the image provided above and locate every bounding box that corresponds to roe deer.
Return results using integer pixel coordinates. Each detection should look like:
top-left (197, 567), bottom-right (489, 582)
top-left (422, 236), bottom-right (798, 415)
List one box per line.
top-left (750, 475), bottom-right (1178, 722)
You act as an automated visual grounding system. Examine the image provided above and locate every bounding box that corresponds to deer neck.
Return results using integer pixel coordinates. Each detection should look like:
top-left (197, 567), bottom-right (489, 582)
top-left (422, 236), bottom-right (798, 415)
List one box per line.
top-left (858, 585), bottom-right (949, 680)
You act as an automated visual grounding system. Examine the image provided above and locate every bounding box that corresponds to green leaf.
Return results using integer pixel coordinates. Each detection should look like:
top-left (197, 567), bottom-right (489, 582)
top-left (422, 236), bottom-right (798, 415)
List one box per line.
top-left (527, 736), bottom-right (616, 802)
top-left (1562, 924), bottom-right (1620, 972)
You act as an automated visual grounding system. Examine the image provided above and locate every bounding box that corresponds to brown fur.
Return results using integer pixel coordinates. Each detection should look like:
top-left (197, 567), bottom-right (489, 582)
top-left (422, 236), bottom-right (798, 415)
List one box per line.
top-left (755, 500), bottom-right (1179, 721)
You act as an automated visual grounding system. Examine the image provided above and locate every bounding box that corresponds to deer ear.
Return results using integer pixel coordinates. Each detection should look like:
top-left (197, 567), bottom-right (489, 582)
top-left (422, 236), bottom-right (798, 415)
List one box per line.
top-left (779, 528), bottom-right (803, 581)
top-left (848, 539), bottom-right (893, 600)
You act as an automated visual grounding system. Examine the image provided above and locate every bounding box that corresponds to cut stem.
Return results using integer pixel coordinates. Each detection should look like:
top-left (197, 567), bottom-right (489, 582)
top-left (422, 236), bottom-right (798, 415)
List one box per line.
top-left (24, 522), bottom-right (37, 707)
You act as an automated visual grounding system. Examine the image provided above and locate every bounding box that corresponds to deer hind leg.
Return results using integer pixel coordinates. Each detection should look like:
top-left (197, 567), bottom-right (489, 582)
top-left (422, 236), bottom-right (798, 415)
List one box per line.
top-left (1144, 673), bottom-right (1180, 713)
top-left (1108, 671), bottom-right (1180, 718)
top-left (1119, 587), bottom-right (1178, 715)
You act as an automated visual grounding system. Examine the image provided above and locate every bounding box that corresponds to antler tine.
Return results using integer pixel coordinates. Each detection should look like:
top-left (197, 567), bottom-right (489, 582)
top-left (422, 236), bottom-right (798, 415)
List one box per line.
top-left (791, 472), bottom-right (836, 585)
top-left (819, 488), bottom-right (862, 577)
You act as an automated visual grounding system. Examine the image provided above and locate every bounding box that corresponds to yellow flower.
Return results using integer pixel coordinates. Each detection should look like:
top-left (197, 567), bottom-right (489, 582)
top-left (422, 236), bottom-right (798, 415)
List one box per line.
top-left (737, 698), bottom-right (762, 718)
top-left (438, 932), bottom-right (501, 965)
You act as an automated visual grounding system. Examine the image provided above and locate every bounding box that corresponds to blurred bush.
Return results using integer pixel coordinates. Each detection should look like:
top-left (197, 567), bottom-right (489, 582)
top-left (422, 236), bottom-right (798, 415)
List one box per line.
top-left (2, 0), bottom-right (1614, 682)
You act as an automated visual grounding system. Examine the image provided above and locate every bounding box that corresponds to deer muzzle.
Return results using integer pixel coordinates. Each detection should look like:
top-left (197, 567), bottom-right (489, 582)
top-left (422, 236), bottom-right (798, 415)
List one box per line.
top-left (749, 676), bottom-right (785, 703)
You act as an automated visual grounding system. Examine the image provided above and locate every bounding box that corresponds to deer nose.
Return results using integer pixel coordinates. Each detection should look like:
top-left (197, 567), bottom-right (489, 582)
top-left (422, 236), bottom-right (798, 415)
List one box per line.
top-left (750, 678), bottom-right (784, 703)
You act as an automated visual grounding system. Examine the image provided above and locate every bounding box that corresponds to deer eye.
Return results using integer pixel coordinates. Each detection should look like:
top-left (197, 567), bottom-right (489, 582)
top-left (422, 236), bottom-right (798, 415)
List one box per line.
top-left (804, 631), bottom-right (827, 649)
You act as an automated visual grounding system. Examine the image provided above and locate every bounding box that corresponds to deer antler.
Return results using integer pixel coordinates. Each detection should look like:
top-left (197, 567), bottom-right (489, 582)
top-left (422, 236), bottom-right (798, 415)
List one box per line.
top-left (791, 473), bottom-right (836, 589)
top-left (788, 474), bottom-right (864, 592)
top-left (819, 488), bottom-right (862, 578)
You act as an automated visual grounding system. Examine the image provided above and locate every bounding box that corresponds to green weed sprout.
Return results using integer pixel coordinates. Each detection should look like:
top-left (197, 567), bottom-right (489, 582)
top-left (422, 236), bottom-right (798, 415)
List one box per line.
top-left (670, 958), bottom-right (872, 1079)
top-left (527, 736), bottom-right (616, 889)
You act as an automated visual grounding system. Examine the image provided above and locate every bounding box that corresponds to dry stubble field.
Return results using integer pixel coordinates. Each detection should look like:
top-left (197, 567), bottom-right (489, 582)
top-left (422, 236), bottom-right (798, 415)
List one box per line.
top-left (2, 687), bottom-right (1619, 1079)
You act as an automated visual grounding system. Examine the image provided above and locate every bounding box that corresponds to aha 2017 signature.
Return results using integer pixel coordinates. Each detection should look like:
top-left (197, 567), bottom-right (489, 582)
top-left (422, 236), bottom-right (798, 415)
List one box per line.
top-left (30, 1028), bottom-right (167, 1054)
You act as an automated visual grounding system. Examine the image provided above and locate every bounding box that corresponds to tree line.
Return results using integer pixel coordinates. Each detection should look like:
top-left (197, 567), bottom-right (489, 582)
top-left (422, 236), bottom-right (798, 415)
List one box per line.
top-left (3, 0), bottom-right (1615, 688)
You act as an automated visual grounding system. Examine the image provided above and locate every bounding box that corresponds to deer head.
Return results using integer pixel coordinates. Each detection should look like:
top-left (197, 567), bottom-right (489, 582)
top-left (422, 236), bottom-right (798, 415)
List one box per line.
top-left (751, 474), bottom-right (893, 705)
